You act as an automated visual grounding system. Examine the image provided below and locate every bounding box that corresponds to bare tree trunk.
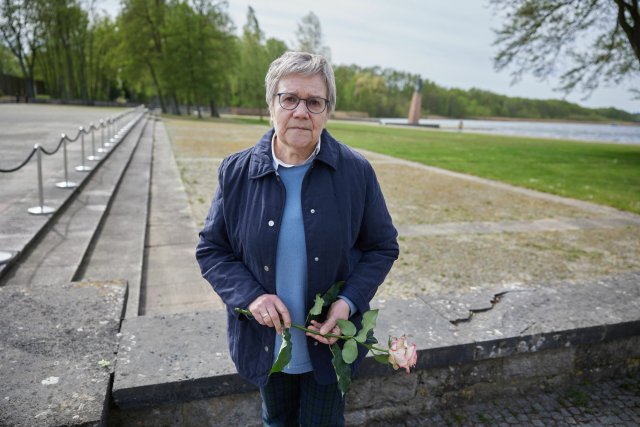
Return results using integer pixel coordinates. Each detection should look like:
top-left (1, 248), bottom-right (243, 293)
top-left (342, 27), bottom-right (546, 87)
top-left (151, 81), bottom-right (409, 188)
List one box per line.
top-left (209, 99), bottom-right (219, 117)
top-left (613, 0), bottom-right (640, 63)
top-left (146, 59), bottom-right (167, 113)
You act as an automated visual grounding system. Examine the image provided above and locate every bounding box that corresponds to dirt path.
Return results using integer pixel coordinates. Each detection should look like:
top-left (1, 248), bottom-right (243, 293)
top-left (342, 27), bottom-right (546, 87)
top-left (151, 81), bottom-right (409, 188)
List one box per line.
top-left (165, 118), bottom-right (640, 299)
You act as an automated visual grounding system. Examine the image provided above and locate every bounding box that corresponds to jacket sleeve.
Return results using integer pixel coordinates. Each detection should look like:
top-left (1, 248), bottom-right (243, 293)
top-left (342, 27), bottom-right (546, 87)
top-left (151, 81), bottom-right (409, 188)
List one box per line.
top-left (339, 161), bottom-right (399, 314)
top-left (195, 159), bottom-right (267, 311)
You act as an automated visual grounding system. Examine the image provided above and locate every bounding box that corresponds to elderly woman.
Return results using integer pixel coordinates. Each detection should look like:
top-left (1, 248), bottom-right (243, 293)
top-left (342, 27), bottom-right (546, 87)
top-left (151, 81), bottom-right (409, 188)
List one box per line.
top-left (196, 51), bottom-right (398, 426)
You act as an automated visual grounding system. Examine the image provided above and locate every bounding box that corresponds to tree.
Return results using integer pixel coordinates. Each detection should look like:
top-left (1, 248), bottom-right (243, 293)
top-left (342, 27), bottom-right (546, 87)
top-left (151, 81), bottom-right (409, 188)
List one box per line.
top-left (119, 0), bottom-right (171, 112)
top-left (0, 42), bottom-right (20, 74)
top-left (36, 0), bottom-right (89, 100)
top-left (491, 0), bottom-right (640, 97)
top-left (295, 11), bottom-right (331, 60)
top-left (235, 6), bottom-right (268, 119)
top-left (0, 0), bottom-right (43, 98)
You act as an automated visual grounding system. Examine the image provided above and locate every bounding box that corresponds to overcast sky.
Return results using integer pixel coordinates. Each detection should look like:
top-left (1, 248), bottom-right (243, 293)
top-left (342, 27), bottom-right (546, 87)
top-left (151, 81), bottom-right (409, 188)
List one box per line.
top-left (101, 0), bottom-right (639, 113)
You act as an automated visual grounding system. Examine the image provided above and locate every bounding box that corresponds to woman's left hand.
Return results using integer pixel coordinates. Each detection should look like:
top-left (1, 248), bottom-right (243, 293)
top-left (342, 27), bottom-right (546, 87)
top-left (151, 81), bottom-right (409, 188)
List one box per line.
top-left (306, 299), bottom-right (350, 345)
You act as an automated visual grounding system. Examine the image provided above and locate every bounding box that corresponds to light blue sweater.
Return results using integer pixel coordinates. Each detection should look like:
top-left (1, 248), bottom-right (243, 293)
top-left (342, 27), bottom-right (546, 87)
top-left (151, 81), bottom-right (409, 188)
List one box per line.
top-left (274, 163), bottom-right (314, 373)
top-left (273, 162), bottom-right (357, 373)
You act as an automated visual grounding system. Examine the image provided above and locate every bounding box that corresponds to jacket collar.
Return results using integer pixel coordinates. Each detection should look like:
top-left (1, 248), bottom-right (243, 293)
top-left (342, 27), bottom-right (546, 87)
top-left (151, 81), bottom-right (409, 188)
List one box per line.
top-left (249, 128), bottom-right (338, 179)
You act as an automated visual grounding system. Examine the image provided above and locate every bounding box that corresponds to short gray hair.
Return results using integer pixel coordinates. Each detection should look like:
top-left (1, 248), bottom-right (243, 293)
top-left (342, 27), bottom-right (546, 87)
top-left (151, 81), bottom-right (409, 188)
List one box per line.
top-left (265, 51), bottom-right (336, 114)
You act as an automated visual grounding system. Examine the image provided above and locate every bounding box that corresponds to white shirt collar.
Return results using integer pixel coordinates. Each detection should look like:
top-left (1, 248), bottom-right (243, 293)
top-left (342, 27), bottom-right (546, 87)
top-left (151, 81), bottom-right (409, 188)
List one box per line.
top-left (271, 133), bottom-right (321, 170)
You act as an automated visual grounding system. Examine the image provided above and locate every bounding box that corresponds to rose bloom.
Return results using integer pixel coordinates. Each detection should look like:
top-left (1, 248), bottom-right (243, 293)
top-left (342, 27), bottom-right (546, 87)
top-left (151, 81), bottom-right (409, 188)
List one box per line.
top-left (388, 335), bottom-right (417, 374)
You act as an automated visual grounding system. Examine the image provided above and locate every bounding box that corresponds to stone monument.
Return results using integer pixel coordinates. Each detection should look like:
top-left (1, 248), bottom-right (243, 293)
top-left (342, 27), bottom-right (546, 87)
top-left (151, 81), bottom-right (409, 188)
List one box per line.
top-left (408, 78), bottom-right (422, 125)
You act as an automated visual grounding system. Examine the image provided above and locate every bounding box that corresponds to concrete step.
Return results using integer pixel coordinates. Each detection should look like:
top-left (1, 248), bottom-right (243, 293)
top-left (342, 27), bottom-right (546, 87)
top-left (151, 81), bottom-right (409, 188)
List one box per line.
top-left (0, 113), bottom-right (149, 288)
top-left (75, 117), bottom-right (222, 318)
top-left (76, 116), bottom-right (156, 318)
top-left (138, 119), bottom-right (223, 316)
top-left (0, 106), bottom-right (142, 280)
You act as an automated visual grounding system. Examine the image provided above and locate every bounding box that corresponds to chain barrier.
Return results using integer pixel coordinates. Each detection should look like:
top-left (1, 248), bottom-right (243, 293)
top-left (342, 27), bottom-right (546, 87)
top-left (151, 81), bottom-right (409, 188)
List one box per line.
top-left (0, 106), bottom-right (146, 265)
top-left (0, 105), bottom-right (146, 216)
top-left (0, 107), bottom-right (141, 172)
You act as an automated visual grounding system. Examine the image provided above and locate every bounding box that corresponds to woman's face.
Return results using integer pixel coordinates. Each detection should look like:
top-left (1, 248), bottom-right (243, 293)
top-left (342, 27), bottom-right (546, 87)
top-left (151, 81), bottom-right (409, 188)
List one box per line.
top-left (271, 73), bottom-right (329, 161)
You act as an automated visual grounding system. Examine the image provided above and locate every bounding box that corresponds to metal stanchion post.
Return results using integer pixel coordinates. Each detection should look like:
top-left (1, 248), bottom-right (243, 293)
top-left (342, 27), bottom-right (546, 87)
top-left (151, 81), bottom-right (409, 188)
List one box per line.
top-left (28, 145), bottom-right (55, 215)
top-left (75, 126), bottom-right (92, 172)
top-left (104, 119), bottom-right (113, 148)
top-left (56, 135), bottom-right (77, 188)
top-left (88, 123), bottom-right (101, 161)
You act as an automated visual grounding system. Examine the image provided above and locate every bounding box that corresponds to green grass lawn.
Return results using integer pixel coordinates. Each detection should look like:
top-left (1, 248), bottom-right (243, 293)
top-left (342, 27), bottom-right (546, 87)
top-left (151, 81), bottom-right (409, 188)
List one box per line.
top-left (196, 115), bottom-right (640, 214)
top-left (324, 122), bottom-right (640, 214)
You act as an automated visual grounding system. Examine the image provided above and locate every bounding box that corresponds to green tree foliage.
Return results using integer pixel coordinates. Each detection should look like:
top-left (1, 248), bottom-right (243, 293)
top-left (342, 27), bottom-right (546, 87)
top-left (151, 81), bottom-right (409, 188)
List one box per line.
top-left (36, 0), bottom-right (90, 100)
top-left (333, 64), bottom-right (419, 117)
top-left (119, 0), bottom-right (172, 112)
top-left (0, 0), bottom-right (43, 97)
top-left (85, 15), bottom-right (121, 101)
top-left (235, 6), bottom-right (267, 118)
top-left (333, 63), bottom-right (637, 121)
top-left (1, 2), bottom-right (636, 122)
top-left (118, 0), bottom-right (234, 114)
top-left (490, 0), bottom-right (640, 98)
top-left (0, 42), bottom-right (20, 74)
top-left (229, 6), bottom-right (288, 119)
top-left (162, 0), bottom-right (234, 117)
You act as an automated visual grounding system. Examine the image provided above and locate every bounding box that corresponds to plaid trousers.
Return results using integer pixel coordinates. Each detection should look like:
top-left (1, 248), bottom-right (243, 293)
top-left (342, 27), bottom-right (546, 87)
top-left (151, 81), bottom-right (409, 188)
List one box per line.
top-left (260, 372), bottom-right (345, 427)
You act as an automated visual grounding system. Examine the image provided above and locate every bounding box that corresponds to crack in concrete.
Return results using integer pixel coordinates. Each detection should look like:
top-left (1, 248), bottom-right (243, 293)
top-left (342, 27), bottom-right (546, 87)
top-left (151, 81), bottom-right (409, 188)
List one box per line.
top-left (449, 291), bottom-right (509, 325)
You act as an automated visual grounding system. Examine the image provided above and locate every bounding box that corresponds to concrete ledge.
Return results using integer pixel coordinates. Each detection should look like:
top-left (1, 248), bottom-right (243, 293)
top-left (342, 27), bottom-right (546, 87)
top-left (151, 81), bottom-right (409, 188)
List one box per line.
top-left (0, 280), bottom-right (126, 426)
top-left (110, 271), bottom-right (640, 421)
top-left (112, 310), bottom-right (254, 409)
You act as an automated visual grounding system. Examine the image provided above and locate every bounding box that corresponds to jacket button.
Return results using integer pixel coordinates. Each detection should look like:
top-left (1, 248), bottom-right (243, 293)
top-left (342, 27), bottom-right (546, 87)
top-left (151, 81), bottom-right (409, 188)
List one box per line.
top-left (310, 209), bottom-right (316, 214)
top-left (264, 265), bottom-right (270, 272)
top-left (264, 346), bottom-right (269, 352)
top-left (314, 257), bottom-right (319, 262)
top-left (268, 220), bottom-right (275, 227)
top-left (314, 342), bottom-right (318, 346)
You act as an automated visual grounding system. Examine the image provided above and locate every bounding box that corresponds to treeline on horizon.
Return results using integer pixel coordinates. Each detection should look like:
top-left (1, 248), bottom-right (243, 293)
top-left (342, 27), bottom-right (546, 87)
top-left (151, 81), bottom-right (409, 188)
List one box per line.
top-left (0, 0), bottom-right (637, 123)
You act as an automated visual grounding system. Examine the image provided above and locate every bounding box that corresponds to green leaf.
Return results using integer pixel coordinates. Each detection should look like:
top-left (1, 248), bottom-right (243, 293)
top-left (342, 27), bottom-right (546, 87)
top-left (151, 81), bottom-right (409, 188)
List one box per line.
top-left (336, 319), bottom-right (356, 337)
top-left (269, 329), bottom-right (292, 374)
top-left (365, 329), bottom-right (378, 345)
top-left (342, 339), bottom-right (358, 364)
top-left (322, 281), bottom-right (344, 307)
top-left (234, 307), bottom-right (253, 318)
top-left (374, 354), bottom-right (389, 365)
top-left (355, 310), bottom-right (379, 343)
top-left (309, 294), bottom-right (324, 316)
top-left (306, 281), bottom-right (344, 324)
top-left (330, 344), bottom-right (352, 396)
top-left (361, 310), bottom-right (378, 333)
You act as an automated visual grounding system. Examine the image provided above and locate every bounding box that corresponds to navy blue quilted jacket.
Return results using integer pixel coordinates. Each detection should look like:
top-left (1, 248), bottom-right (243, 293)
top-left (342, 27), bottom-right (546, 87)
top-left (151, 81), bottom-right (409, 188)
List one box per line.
top-left (196, 128), bottom-right (399, 387)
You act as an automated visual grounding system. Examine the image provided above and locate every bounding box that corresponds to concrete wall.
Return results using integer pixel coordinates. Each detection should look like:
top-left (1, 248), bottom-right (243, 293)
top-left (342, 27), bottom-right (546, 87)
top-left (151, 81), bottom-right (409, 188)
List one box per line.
top-left (108, 335), bottom-right (640, 426)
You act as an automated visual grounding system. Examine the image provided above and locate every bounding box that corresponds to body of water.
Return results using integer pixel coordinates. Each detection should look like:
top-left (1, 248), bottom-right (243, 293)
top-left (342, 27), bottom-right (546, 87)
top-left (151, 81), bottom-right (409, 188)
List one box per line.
top-left (380, 118), bottom-right (640, 145)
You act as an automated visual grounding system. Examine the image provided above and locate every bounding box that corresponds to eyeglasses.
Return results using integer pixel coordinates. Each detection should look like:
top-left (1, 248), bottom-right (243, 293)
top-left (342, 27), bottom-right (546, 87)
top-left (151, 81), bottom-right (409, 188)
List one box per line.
top-left (276, 92), bottom-right (330, 114)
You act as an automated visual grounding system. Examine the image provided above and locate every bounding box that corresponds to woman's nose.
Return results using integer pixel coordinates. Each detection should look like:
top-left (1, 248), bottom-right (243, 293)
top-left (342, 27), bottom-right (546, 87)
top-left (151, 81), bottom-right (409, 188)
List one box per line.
top-left (292, 101), bottom-right (310, 117)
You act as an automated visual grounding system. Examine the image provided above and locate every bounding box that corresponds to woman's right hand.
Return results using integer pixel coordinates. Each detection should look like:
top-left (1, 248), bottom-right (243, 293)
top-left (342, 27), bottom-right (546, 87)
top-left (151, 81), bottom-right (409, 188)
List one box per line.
top-left (248, 294), bottom-right (292, 335)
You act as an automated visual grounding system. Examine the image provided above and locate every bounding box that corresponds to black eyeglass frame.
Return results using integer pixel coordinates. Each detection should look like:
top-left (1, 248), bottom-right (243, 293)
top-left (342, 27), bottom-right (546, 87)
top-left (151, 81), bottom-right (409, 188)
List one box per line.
top-left (276, 92), bottom-right (330, 114)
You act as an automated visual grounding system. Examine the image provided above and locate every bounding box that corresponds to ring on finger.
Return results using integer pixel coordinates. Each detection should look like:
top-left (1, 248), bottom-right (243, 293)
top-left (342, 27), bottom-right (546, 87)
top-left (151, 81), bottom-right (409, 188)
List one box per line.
top-left (261, 313), bottom-right (269, 318)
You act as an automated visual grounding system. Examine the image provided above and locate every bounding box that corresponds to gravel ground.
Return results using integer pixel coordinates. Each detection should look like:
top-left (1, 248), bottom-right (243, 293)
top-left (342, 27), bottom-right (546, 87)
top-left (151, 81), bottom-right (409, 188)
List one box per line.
top-left (165, 118), bottom-right (640, 299)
